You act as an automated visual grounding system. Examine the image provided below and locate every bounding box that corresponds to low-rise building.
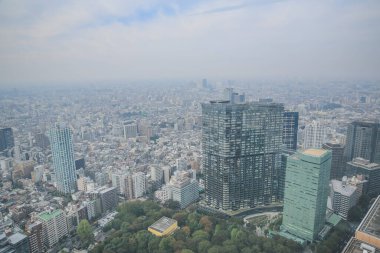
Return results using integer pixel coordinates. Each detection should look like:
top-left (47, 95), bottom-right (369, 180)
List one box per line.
top-left (148, 217), bottom-right (178, 237)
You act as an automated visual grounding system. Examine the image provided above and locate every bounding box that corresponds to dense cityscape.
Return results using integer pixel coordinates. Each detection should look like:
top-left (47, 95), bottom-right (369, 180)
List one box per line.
top-left (0, 80), bottom-right (379, 253)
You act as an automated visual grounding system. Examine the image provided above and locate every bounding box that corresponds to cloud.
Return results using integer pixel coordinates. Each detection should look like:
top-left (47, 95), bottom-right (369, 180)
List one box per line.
top-left (0, 0), bottom-right (379, 85)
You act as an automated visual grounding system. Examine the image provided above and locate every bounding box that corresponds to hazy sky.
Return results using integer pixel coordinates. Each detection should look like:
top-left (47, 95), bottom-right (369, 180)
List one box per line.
top-left (0, 0), bottom-right (379, 85)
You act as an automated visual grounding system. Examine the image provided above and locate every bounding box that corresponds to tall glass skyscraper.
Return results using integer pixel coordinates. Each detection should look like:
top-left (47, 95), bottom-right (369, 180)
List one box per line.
top-left (48, 124), bottom-right (77, 194)
top-left (282, 111), bottom-right (299, 151)
top-left (282, 149), bottom-right (331, 242)
top-left (202, 100), bottom-right (284, 211)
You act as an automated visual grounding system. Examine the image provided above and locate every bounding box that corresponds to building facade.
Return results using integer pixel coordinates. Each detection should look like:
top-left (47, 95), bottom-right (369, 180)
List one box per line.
top-left (38, 209), bottom-right (68, 249)
top-left (346, 158), bottom-right (380, 196)
top-left (283, 111), bottom-right (299, 151)
top-left (302, 121), bottom-right (327, 149)
top-left (202, 100), bottom-right (284, 211)
top-left (282, 149), bottom-right (331, 242)
top-left (344, 121), bottom-right (380, 164)
top-left (48, 124), bottom-right (77, 194)
top-left (322, 142), bottom-right (345, 180)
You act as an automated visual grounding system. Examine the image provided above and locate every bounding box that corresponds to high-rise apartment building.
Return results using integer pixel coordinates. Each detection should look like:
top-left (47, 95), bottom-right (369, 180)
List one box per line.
top-left (202, 100), bottom-right (284, 211)
top-left (283, 112), bottom-right (299, 151)
top-left (25, 221), bottom-right (43, 253)
top-left (302, 121), bottom-right (327, 149)
top-left (330, 178), bottom-right (360, 219)
top-left (344, 121), bottom-right (380, 163)
top-left (0, 127), bottom-right (14, 151)
top-left (38, 209), bottom-right (68, 249)
top-left (132, 172), bottom-right (146, 198)
top-left (322, 142), bottom-right (345, 180)
top-left (48, 124), bottom-right (77, 194)
top-left (282, 149), bottom-right (331, 242)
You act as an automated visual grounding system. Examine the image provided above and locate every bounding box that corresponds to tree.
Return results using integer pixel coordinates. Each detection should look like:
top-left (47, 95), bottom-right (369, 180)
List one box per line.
top-left (198, 240), bottom-right (212, 253)
top-left (164, 199), bottom-right (181, 210)
top-left (77, 219), bottom-right (94, 248)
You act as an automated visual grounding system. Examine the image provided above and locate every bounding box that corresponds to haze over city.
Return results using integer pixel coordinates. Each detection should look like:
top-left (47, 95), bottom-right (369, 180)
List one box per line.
top-left (1, 0), bottom-right (380, 86)
top-left (1, 1), bottom-right (380, 253)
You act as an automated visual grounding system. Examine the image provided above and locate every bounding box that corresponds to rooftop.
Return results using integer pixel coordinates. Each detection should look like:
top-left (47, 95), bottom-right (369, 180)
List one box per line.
top-left (148, 217), bottom-right (177, 233)
top-left (302, 149), bottom-right (328, 157)
top-left (331, 180), bottom-right (357, 197)
top-left (357, 195), bottom-right (380, 238)
top-left (8, 232), bottom-right (27, 244)
top-left (38, 209), bottom-right (62, 222)
top-left (342, 237), bottom-right (380, 253)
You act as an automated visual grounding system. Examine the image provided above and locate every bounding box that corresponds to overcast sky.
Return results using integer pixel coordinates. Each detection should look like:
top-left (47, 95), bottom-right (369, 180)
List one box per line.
top-left (0, 0), bottom-right (379, 85)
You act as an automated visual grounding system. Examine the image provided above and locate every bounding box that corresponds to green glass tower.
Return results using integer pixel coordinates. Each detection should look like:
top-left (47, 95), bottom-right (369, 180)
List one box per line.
top-left (282, 149), bottom-right (331, 242)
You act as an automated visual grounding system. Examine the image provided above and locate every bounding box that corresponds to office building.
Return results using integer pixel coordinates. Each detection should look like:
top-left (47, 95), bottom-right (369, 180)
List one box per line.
top-left (323, 143), bottom-right (345, 180)
top-left (302, 121), bottom-right (327, 149)
top-left (169, 171), bottom-right (199, 209)
top-left (7, 233), bottom-right (30, 253)
top-left (346, 158), bottom-right (380, 196)
top-left (132, 172), bottom-right (146, 198)
top-left (282, 149), bottom-right (331, 242)
top-left (99, 186), bottom-right (118, 213)
top-left (344, 121), bottom-right (380, 163)
top-left (0, 127), bottom-right (14, 151)
top-left (202, 100), bottom-right (284, 211)
top-left (283, 111), bottom-right (299, 151)
top-left (330, 178), bottom-right (359, 219)
top-left (38, 209), bottom-right (68, 249)
top-left (48, 124), bottom-right (77, 194)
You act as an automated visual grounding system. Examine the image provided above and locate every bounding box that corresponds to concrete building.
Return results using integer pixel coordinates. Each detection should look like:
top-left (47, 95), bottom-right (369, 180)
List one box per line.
top-left (7, 233), bottom-right (30, 253)
top-left (77, 176), bottom-right (95, 192)
top-left (154, 185), bottom-right (172, 203)
top-left (123, 122), bottom-right (138, 139)
top-left (37, 209), bottom-right (68, 249)
top-left (330, 178), bottom-right (359, 219)
top-left (323, 143), bottom-right (345, 180)
top-left (344, 121), bottom-right (380, 164)
top-left (132, 172), bottom-right (146, 198)
top-left (346, 158), bottom-right (380, 196)
top-left (48, 124), bottom-right (77, 194)
top-left (202, 100), bottom-right (284, 211)
top-left (302, 120), bottom-right (327, 149)
top-left (25, 221), bottom-right (43, 253)
top-left (282, 149), bottom-right (331, 242)
top-left (169, 171), bottom-right (199, 209)
top-left (343, 196), bottom-right (380, 252)
top-left (98, 186), bottom-right (118, 214)
top-left (148, 217), bottom-right (178, 237)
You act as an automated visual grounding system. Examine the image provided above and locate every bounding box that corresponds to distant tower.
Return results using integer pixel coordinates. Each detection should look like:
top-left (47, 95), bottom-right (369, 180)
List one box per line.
top-left (344, 121), bottom-right (380, 163)
top-left (202, 100), bottom-right (284, 211)
top-left (283, 111), bottom-right (299, 151)
top-left (282, 149), bottom-right (331, 242)
top-left (302, 120), bottom-right (327, 149)
top-left (0, 127), bottom-right (15, 151)
top-left (48, 124), bottom-right (77, 194)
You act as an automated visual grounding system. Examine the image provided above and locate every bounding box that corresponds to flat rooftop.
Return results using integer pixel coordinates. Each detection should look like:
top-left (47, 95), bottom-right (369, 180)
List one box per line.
top-left (148, 217), bottom-right (177, 233)
top-left (38, 209), bottom-right (63, 221)
top-left (357, 195), bottom-right (380, 238)
top-left (342, 237), bottom-right (380, 253)
top-left (302, 149), bottom-right (328, 157)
